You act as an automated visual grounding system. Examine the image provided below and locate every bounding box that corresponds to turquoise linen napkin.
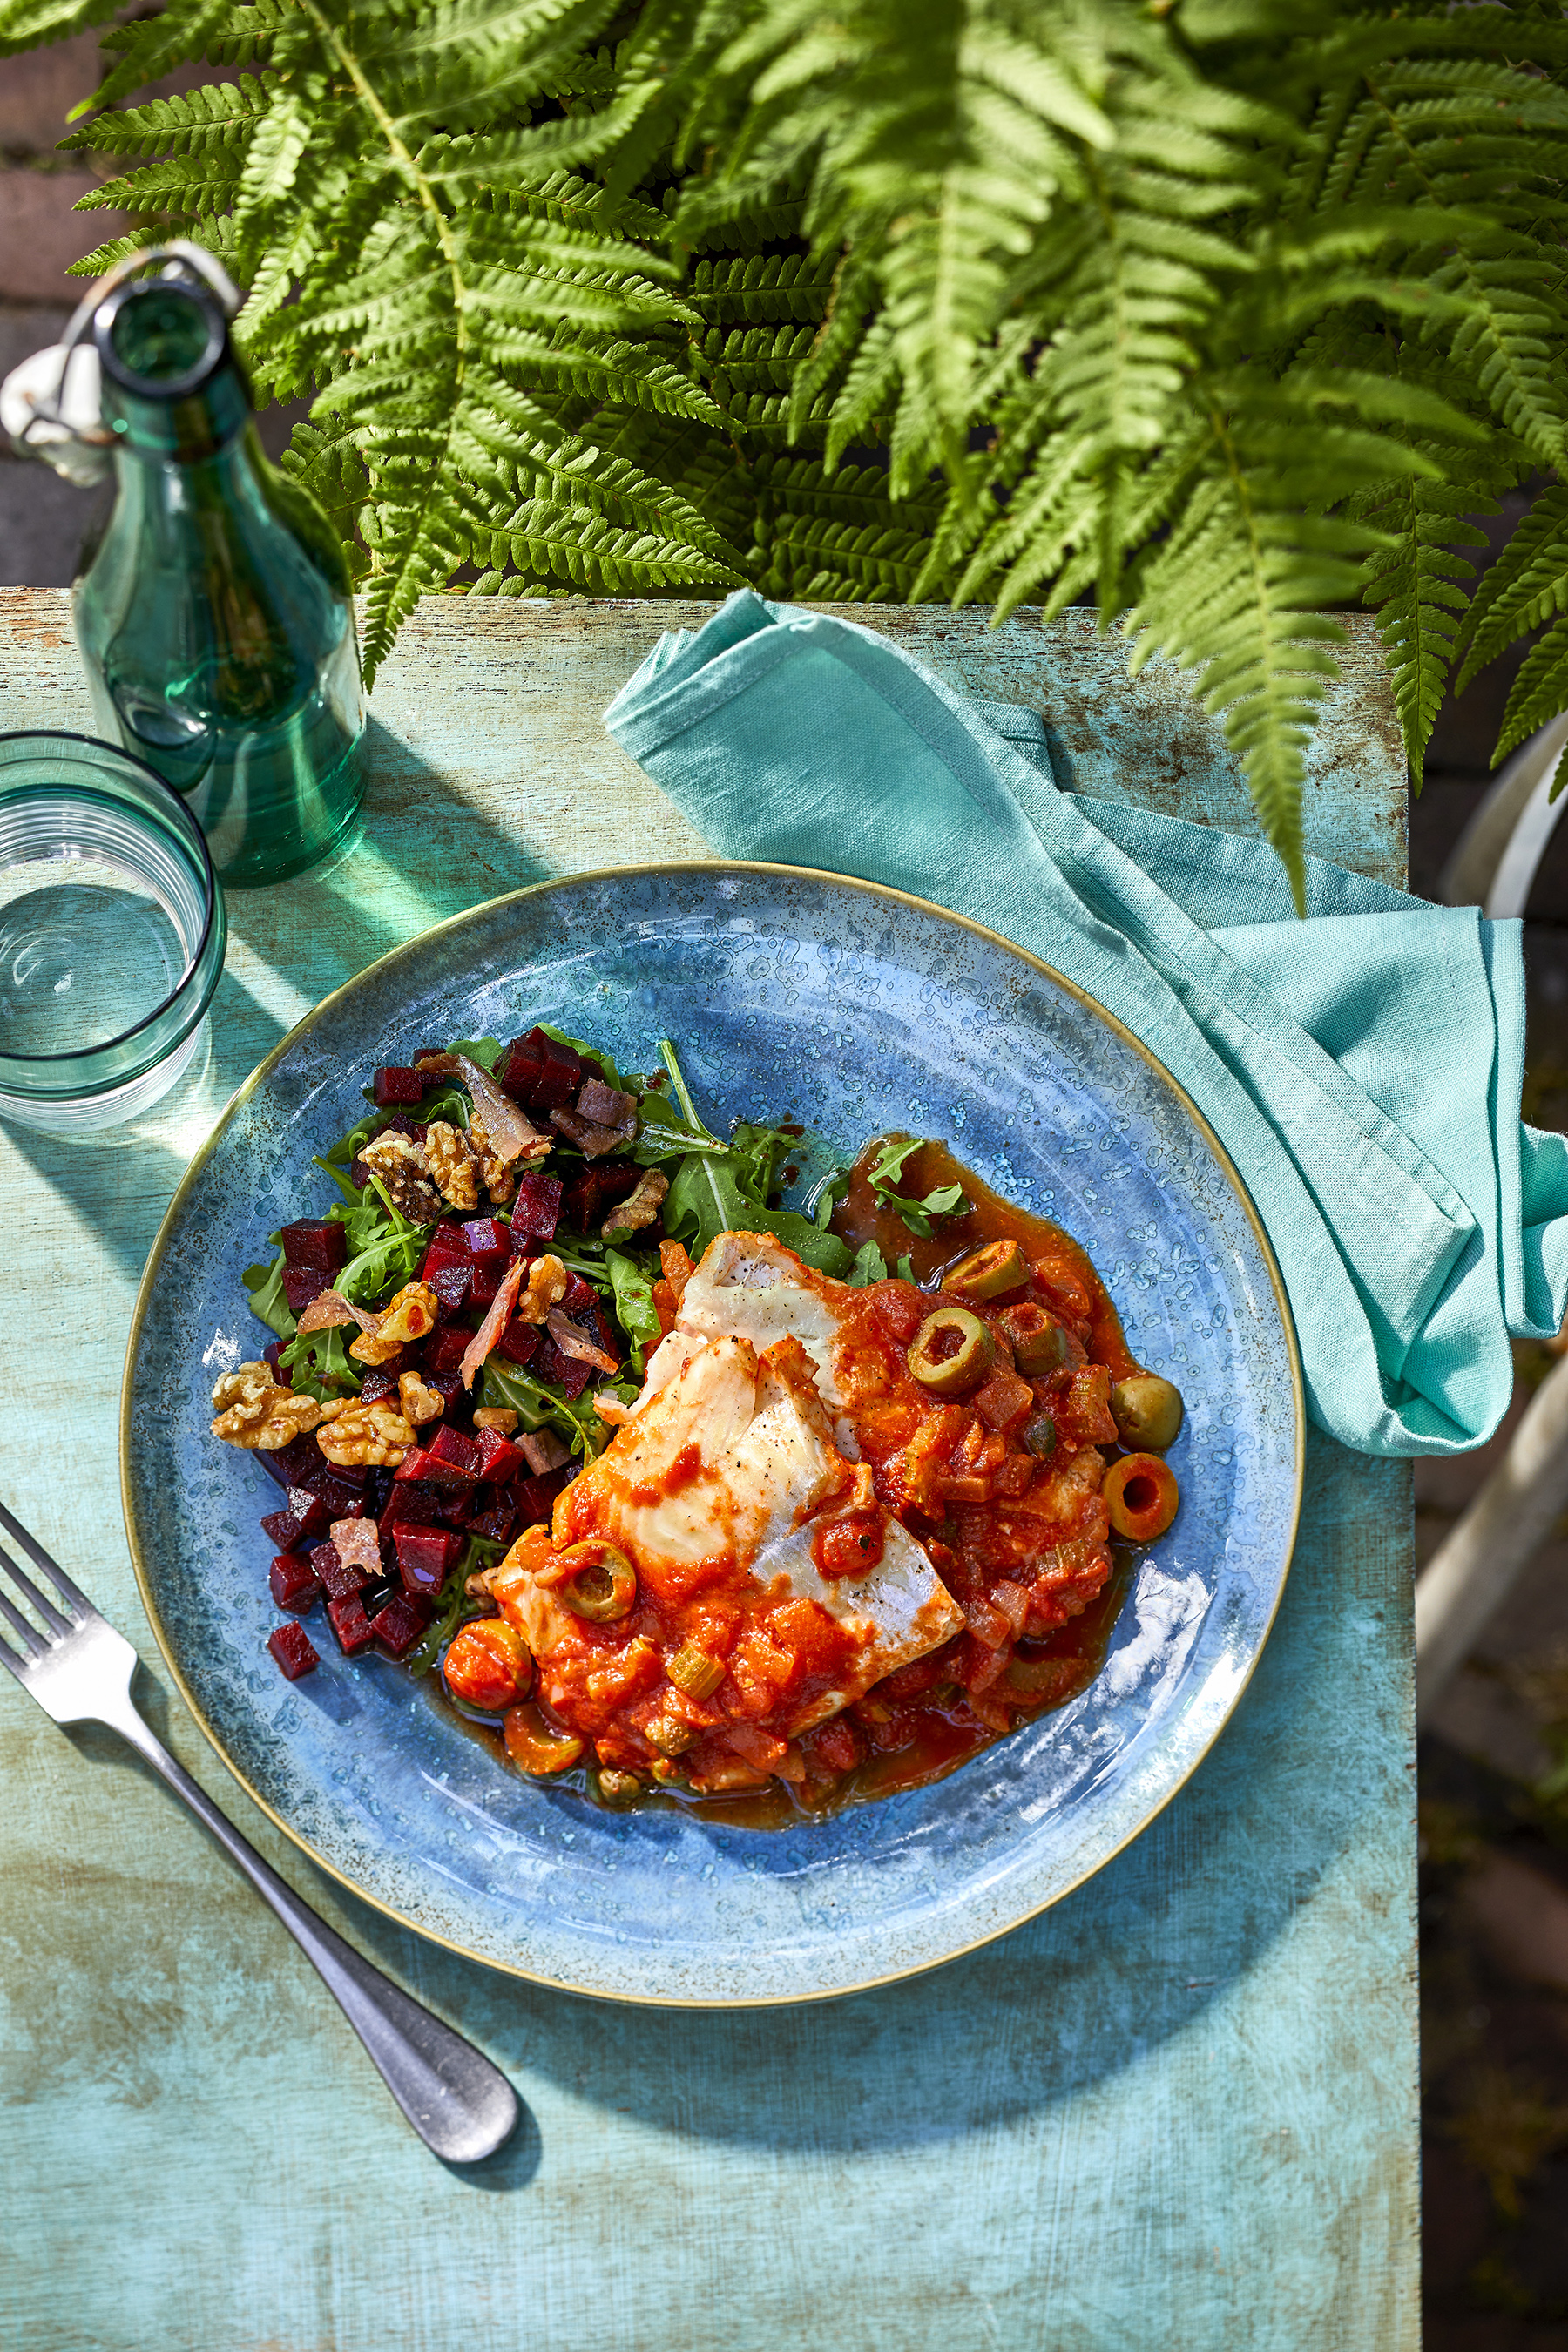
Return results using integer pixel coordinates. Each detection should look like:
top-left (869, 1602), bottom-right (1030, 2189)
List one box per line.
top-left (604, 589), bottom-right (1568, 1456)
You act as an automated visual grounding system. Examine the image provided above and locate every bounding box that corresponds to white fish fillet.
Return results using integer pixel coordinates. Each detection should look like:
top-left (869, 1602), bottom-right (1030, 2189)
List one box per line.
top-left (517, 1234), bottom-right (963, 1720)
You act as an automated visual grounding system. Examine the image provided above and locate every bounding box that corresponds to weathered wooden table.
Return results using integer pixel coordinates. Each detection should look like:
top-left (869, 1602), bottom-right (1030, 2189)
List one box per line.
top-left (0, 592), bottom-right (1416, 2352)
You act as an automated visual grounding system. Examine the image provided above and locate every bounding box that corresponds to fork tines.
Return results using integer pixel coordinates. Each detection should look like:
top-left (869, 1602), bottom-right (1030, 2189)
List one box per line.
top-left (0, 1501), bottom-right (91, 1662)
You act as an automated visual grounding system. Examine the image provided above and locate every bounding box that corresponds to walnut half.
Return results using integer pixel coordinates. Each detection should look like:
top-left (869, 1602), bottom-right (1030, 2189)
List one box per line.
top-left (359, 1132), bottom-right (442, 1224)
top-left (423, 1119), bottom-right (480, 1213)
top-left (211, 1362), bottom-right (324, 1450)
top-left (315, 1396), bottom-right (416, 1466)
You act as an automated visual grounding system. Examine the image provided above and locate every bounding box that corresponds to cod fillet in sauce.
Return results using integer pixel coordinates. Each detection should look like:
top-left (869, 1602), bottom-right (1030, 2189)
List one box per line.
top-left (491, 1227), bottom-right (1119, 1797)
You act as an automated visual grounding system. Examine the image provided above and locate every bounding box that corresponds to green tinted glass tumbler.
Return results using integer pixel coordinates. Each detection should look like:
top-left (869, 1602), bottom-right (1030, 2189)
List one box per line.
top-left (72, 267), bottom-right (363, 888)
top-left (0, 733), bottom-right (226, 1133)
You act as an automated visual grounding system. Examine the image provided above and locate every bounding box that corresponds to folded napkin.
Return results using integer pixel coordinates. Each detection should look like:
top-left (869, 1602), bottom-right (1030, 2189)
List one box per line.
top-left (605, 590), bottom-right (1568, 1456)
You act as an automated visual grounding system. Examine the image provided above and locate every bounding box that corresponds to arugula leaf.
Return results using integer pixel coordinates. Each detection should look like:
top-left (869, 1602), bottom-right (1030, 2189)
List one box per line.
top-left (814, 1172), bottom-right (850, 1230)
top-left (480, 1357), bottom-right (612, 1461)
top-left (662, 1147), bottom-right (853, 1274)
top-left (279, 1322), bottom-right (362, 1402)
top-left (897, 1254), bottom-right (916, 1282)
top-left (875, 1180), bottom-right (968, 1238)
top-left (242, 1247), bottom-right (295, 1340)
top-left (418, 1085), bottom-right (470, 1130)
top-left (604, 1246), bottom-right (661, 1372)
top-left (868, 1138), bottom-right (924, 1191)
top-left (449, 1037), bottom-right (504, 1072)
top-left (311, 1162), bottom-right (431, 1306)
top-left (868, 1135), bottom-right (968, 1235)
top-left (324, 1107), bottom-right (382, 1167)
top-left (847, 1240), bottom-right (888, 1287)
top-left (656, 1036), bottom-right (717, 1139)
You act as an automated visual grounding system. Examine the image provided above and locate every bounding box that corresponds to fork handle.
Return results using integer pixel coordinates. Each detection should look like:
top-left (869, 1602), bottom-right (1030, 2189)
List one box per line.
top-left (105, 1696), bottom-right (519, 2163)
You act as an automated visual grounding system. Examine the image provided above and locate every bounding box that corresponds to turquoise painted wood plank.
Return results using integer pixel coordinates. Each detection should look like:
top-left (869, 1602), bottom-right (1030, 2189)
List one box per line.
top-left (0, 591), bottom-right (1416, 2352)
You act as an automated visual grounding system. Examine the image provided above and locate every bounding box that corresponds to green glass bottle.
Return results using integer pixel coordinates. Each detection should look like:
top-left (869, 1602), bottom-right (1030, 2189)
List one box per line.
top-left (72, 266), bottom-right (363, 888)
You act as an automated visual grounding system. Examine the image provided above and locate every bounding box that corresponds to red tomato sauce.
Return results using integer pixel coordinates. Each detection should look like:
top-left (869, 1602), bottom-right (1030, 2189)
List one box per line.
top-left (439, 1137), bottom-right (1156, 1823)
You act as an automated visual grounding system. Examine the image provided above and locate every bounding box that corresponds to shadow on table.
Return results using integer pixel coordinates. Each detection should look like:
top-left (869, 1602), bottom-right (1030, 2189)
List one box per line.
top-left (309, 1456), bottom-right (1401, 2179)
top-left (0, 716), bottom-right (569, 1283)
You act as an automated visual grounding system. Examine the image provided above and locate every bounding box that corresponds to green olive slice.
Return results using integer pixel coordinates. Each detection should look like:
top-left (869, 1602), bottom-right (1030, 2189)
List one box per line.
top-left (1109, 1372), bottom-right (1186, 1453)
top-left (941, 1239), bottom-right (1031, 1299)
top-left (559, 1540), bottom-right (638, 1621)
top-left (1020, 1412), bottom-right (1058, 1460)
top-left (997, 1301), bottom-right (1066, 1373)
top-left (667, 1639), bottom-right (725, 1700)
top-left (907, 1307), bottom-right (996, 1395)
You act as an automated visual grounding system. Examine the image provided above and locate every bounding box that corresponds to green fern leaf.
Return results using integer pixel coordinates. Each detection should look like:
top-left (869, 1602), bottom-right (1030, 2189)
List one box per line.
top-left (1495, 617), bottom-right (1568, 766)
top-left (1455, 483), bottom-right (1568, 694)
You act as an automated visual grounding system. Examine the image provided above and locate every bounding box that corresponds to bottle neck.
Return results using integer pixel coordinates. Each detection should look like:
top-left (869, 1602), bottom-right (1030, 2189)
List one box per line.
top-left (100, 358), bottom-right (253, 464)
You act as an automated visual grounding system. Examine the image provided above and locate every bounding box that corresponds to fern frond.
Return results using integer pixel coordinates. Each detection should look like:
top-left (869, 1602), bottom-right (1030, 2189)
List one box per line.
top-left (58, 74), bottom-right (275, 157)
top-left (1456, 483), bottom-right (1568, 695)
top-left (1496, 617), bottom-right (1568, 765)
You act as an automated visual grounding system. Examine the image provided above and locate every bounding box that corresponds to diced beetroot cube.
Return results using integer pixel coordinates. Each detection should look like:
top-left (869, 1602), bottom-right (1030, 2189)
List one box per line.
top-left (523, 1029), bottom-right (584, 1110)
top-left (497, 1032), bottom-right (544, 1100)
top-left (469, 1503), bottom-right (517, 1546)
top-left (496, 1317), bottom-right (541, 1368)
top-left (393, 1524), bottom-right (461, 1600)
top-left (312, 1540), bottom-right (369, 1600)
top-left (378, 1482), bottom-right (443, 1537)
top-left (281, 1444), bottom-right (355, 1502)
top-left (370, 1592), bottom-right (427, 1658)
top-left (261, 1508), bottom-right (305, 1551)
top-left (562, 1162), bottom-right (639, 1233)
top-left (327, 1593), bottom-right (375, 1655)
top-left (426, 1371), bottom-right (466, 1412)
top-left (429, 1261), bottom-right (471, 1316)
top-left (318, 1469), bottom-right (367, 1510)
top-left (469, 1259), bottom-right (502, 1308)
top-left (383, 1111), bottom-right (428, 1141)
top-left (425, 1325), bottom-right (473, 1375)
top-left (267, 1621), bottom-right (319, 1680)
top-left (358, 1366), bottom-right (400, 1404)
top-left (396, 1425), bottom-right (481, 1487)
top-left (284, 1264), bottom-right (329, 1315)
top-left (269, 1552), bottom-right (321, 1612)
top-left (510, 1172), bottom-right (563, 1245)
top-left (536, 1335), bottom-right (592, 1398)
top-left (374, 1066), bottom-right (427, 1106)
top-left (287, 1488), bottom-right (331, 1540)
top-left (422, 1222), bottom-right (472, 1277)
top-left (393, 1522), bottom-right (461, 1574)
top-left (462, 1217), bottom-right (509, 1267)
top-left (473, 1427), bottom-right (525, 1484)
top-left (517, 1463), bottom-right (572, 1524)
top-left (560, 1270), bottom-right (599, 1315)
top-left (281, 1220), bottom-right (347, 1274)
top-left (434, 1487), bottom-right (477, 1528)
top-left (426, 1423), bottom-right (482, 1476)
top-left (262, 1339), bottom-right (288, 1374)
top-left (260, 1432), bottom-right (325, 1490)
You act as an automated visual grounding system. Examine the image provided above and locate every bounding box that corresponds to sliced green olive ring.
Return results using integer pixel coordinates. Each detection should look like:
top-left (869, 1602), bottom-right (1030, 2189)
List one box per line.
top-left (1109, 1372), bottom-right (1186, 1453)
top-left (907, 1306), bottom-right (996, 1395)
top-left (1020, 1412), bottom-right (1058, 1460)
top-left (560, 1542), bottom-right (638, 1622)
top-left (941, 1239), bottom-right (1031, 1299)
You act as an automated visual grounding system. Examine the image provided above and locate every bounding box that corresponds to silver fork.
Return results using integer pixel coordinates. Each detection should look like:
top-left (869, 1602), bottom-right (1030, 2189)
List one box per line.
top-left (0, 1497), bottom-right (517, 2163)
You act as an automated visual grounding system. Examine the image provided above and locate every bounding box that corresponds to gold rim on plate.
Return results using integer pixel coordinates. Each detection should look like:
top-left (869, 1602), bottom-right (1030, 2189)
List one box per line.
top-left (120, 860), bottom-right (1305, 2005)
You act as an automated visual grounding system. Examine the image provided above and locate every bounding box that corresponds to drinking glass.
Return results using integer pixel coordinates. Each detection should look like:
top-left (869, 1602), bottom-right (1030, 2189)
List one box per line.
top-left (0, 732), bottom-right (226, 1133)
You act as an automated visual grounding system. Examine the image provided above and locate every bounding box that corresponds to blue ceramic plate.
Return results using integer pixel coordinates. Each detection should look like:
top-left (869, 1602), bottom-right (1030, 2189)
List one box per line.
top-left (122, 865), bottom-right (1302, 2005)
